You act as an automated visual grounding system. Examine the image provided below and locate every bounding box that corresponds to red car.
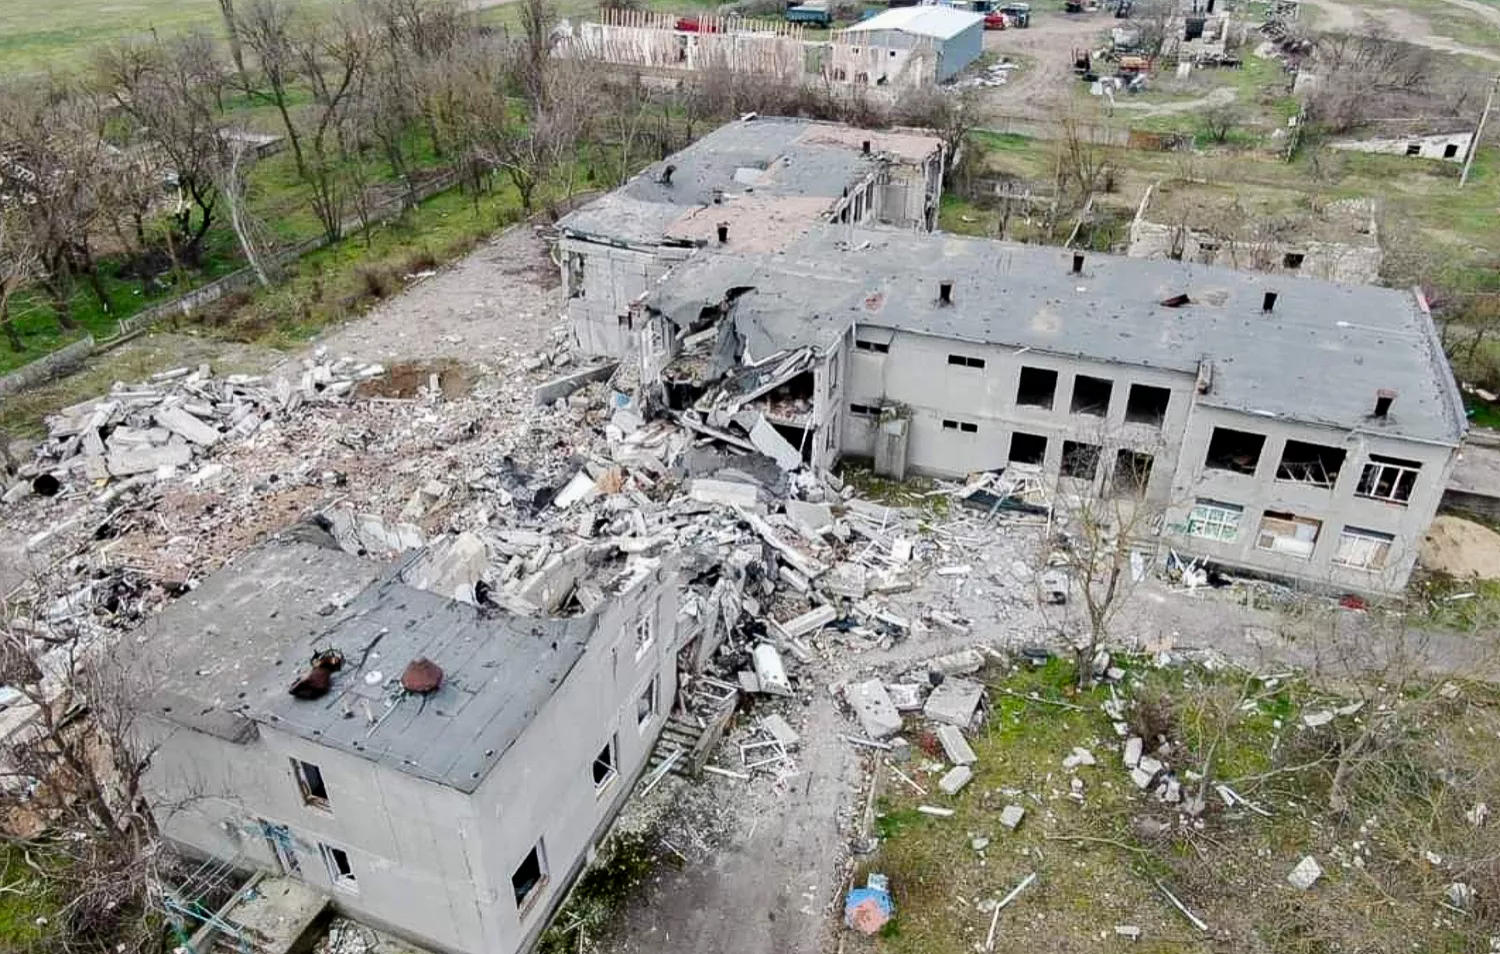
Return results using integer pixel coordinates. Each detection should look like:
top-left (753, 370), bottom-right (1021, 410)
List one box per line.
top-left (984, 12), bottom-right (1008, 28)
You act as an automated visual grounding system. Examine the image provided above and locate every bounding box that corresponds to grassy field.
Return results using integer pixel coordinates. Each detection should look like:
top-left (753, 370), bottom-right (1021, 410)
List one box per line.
top-left (863, 656), bottom-right (1498, 954)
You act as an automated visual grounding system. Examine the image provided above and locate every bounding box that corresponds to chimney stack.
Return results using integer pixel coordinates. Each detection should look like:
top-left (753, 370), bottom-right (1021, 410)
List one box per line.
top-left (1262, 290), bottom-right (1279, 313)
top-left (716, 222), bottom-right (729, 244)
top-left (939, 280), bottom-right (954, 305)
top-left (1373, 388), bottom-right (1396, 418)
top-left (1071, 252), bottom-right (1085, 275)
top-left (862, 139), bottom-right (872, 155)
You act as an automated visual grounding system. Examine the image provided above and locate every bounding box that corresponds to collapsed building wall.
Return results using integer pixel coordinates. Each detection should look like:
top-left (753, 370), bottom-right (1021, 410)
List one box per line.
top-left (1329, 130), bottom-right (1474, 164)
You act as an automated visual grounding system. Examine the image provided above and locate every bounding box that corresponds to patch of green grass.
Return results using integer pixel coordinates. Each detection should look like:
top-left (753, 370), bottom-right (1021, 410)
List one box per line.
top-left (0, 846), bottom-right (56, 950)
top-left (1465, 392), bottom-right (1500, 430)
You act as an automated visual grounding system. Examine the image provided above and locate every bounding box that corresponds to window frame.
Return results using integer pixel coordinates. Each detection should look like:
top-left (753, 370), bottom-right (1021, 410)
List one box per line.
top-left (1254, 510), bottom-right (1323, 560)
top-left (293, 759), bottom-right (330, 811)
top-left (1355, 455), bottom-right (1420, 504)
top-left (632, 611), bottom-right (656, 663)
top-left (1333, 526), bottom-right (1394, 570)
top-left (320, 843), bottom-right (357, 893)
top-left (636, 677), bottom-right (658, 732)
top-left (854, 339), bottom-right (890, 354)
top-left (591, 736), bottom-right (619, 794)
top-left (1186, 499), bottom-right (1243, 543)
top-left (511, 843), bottom-right (549, 915)
top-left (946, 353), bottom-right (986, 369)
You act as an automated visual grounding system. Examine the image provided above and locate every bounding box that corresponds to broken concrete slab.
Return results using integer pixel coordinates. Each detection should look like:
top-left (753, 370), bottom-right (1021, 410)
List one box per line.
top-left (822, 563), bottom-right (867, 599)
top-left (1130, 767), bottom-right (1157, 789)
top-left (106, 443), bottom-right (193, 476)
top-left (1138, 756), bottom-right (1164, 776)
top-left (938, 765), bottom-right (973, 795)
top-left (846, 679), bottom-right (903, 739)
top-left (752, 643), bottom-right (793, 697)
top-left (1062, 746), bottom-right (1096, 769)
top-left (749, 415), bottom-right (802, 471)
top-left (689, 478), bottom-right (765, 512)
top-left (999, 804), bottom-right (1025, 830)
top-left (401, 531), bottom-right (487, 604)
top-left (936, 725), bottom-right (977, 766)
top-left (1302, 709), bottom-right (1335, 728)
top-left (153, 406), bottom-right (220, 446)
top-left (1115, 925), bottom-right (1142, 941)
top-left (774, 604), bottom-right (837, 640)
top-left (1287, 856), bottom-right (1323, 890)
top-left (531, 361), bottom-right (618, 406)
top-left (926, 648), bottom-right (984, 676)
top-left (783, 499), bottom-right (833, 534)
top-left (762, 713), bottom-right (800, 749)
top-left (923, 676), bottom-right (983, 727)
top-left (1124, 737), bottom-right (1144, 768)
top-left (886, 683), bottom-right (925, 712)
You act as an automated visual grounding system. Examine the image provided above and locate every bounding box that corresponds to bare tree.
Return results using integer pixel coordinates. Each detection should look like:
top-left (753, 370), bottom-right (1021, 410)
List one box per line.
top-left (1197, 102), bottom-right (1246, 145)
top-left (238, 0), bottom-right (308, 175)
top-left (0, 203), bottom-right (39, 353)
top-left (217, 140), bottom-right (274, 288)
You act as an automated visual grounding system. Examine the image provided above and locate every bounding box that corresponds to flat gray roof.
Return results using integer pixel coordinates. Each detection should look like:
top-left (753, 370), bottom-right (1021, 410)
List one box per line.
top-left (645, 229), bottom-right (1466, 445)
top-left (558, 116), bottom-right (939, 248)
top-left (242, 574), bottom-right (592, 794)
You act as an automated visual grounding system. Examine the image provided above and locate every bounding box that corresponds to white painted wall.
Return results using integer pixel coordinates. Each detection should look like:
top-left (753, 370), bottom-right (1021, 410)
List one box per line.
top-left (1329, 131), bottom-right (1473, 163)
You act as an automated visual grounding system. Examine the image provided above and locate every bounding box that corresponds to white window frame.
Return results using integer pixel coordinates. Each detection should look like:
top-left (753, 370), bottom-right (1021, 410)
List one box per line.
top-left (592, 736), bottom-right (619, 794)
top-left (1355, 456), bottom-right (1421, 504)
top-left (1255, 511), bottom-right (1322, 560)
top-left (320, 843), bottom-right (358, 893)
top-left (633, 612), bottom-right (656, 662)
top-left (1187, 500), bottom-right (1242, 543)
top-left (636, 677), bottom-right (658, 732)
top-left (1333, 527), bottom-right (1394, 570)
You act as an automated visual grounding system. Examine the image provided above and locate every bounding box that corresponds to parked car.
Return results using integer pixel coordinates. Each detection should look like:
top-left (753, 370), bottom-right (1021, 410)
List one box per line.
top-left (984, 11), bottom-right (1008, 28)
top-left (1000, 2), bottom-right (1031, 26)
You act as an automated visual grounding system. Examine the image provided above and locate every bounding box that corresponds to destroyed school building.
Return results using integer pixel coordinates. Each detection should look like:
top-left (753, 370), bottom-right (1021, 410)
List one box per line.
top-left (556, 115), bottom-right (945, 357)
top-left (627, 228), bottom-right (1464, 594)
top-left (139, 525), bottom-right (684, 954)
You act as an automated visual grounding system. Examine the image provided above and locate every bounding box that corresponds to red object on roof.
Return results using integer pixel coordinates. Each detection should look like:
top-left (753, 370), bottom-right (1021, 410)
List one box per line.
top-left (401, 658), bottom-right (444, 694)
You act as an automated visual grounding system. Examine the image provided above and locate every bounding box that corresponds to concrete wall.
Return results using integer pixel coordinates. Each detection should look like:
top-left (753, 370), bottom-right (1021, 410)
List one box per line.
top-left (562, 237), bottom-right (691, 358)
top-left (143, 719), bottom-right (491, 954)
top-left (145, 568), bottom-right (681, 954)
top-left (469, 563), bottom-right (680, 954)
top-left (1164, 406), bottom-right (1458, 592)
top-left (1126, 216), bottom-right (1383, 286)
top-left (1330, 131), bottom-right (1473, 163)
top-left (841, 325), bottom-right (1196, 503)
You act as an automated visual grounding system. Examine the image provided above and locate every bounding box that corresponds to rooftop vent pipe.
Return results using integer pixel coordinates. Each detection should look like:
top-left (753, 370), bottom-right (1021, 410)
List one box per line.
top-left (1373, 389), bottom-right (1397, 418)
top-left (1071, 252), bottom-right (1084, 275)
top-left (660, 163), bottom-right (676, 186)
top-left (712, 188), bottom-right (723, 205)
top-left (939, 280), bottom-right (954, 305)
top-left (1262, 291), bottom-right (1279, 313)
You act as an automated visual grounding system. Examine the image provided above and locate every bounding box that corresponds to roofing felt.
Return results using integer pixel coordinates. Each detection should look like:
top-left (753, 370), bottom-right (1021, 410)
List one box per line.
top-left (841, 5), bottom-right (984, 38)
top-left (557, 116), bottom-right (940, 247)
top-left (240, 570), bottom-right (595, 793)
top-left (645, 229), bottom-right (1465, 445)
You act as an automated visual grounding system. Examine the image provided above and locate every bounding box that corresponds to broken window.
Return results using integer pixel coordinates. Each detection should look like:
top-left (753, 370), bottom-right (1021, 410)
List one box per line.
top-left (947, 354), bottom-right (986, 369)
top-left (1204, 427), bottom-right (1266, 475)
top-left (592, 737), bottom-right (618, 791)
top-left (1255, 511), bottom-right (1322, 560)
top-left (321, 844), bottom-right (356, 891)
top-left (1356, 454), bottom-right (1420, 504)
top-left (1405, 143), bottom-right (1421, 156)
top-left (1187, 499), bottom-right (1242, 542)
top-left (942, 419), bottom-right (978, 433)
top-left (512, 843), bottom-right (548, 911)
top-left (1070, 375), bottom-right (1113, 417)
top-left (1009, 431), bottom-right (1047, 465)
top-left (1282, 252), bottom-right (1305, 270)
top-left (293, 759), bottom-right (329, 810)
top-left (1444, 142), bottom-right (1460, 159)
top-left (854, 339), bottom-right (890, 354)
top-left (1112, 449), bottom-right (1154, 498)
top-left (1124, 384), bottom-right (1170, 427)
top-left (849, 403), bottom-right (880, 417)
top-left (633, 612), bottom-right (655, 662)
top-left (1016, 366), bottom-right (1058, 409)
top-left (1060, 441), bottom-right (1101, 480)
top-left (566, 254), bottom-right (585, 298)
top-left (1333, 527), bottom-right (1393, 570)
top-left (636, 678), bottom-right (657, 730)
top-left (1276, 440), bottom-right (1345, 488)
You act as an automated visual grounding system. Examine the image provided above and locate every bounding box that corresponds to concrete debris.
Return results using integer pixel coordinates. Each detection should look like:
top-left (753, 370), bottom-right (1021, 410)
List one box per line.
top-left (1446, 882), bottom-right (1473, 910)
top-left (1115, 925), bottom-right (1142, 941)
top-left (938, 765), bottom-right (973, 795)
top-left (1062, 746), bottom-right (1096, 769)
top-left (749, 416), bottom-right (803, 471)
top-left (999, 804), bottom-right (1025, 830)
top-left (752, 643), bottom-right (793, 697)
top-left (1130, 767), bottom-right (1157, 789)
top-left (926, 648), bottom-right (985, 675)
top-left (1138, 756), bottom-right (1164, 776)
top-left (761, 713), bottom-right (800, 749)
top-left (847, 680), bottom-right (904, 739)
top-left (923, 676), bottom-right (983, 727)
top-left (1124, 737), bottom-right (1144, 768)
top-left (1287, 856), bottom-right (1324, 890)
top-left (888, 736), bottom-right (912, 763)
top-left (774, 604), bottom-right (837, 640)
top-left (936, 725), bottom-right (978, 766)
top-left (1467, 802), bottom-right (1490, 828)
top-left (971, 836), bottom-right (990, 851)
top-left (886, 683), bottom-right (926, 712)
top-left (689, 477), bottom-right (766, 512)
top-left (917, 805), bottom-right (955, 817)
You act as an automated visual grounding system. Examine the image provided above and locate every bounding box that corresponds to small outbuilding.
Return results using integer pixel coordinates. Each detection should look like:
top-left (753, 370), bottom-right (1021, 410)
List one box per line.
top-left (840, 6), bottom-right (985, 83)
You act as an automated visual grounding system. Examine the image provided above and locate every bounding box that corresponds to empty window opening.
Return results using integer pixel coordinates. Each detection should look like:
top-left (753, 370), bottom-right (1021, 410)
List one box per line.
top-left (1405, 142), bottom-right (1421, 156)
top-left (849, 403), bottom-right (880, 417)
top-left (636, 678), bottom-right (657, 730)
top-left (1356, 454), bottom-right (1420, 503)
top-left (1276, 440), bottom-right (1345, 488)
top-left (1009, 432), bottom-right (1047, 466)
top-left (1256, 511), bottom-right (1322, 560)
top-left (759, 371), bottom-right (815, 423)
top-left (592, 738), bottom-right (618, 791)
top-left (942, 419), bottom-right (979, 433)
top-left (1060, 441), bottom-right (1101, 480)
top-left (947, 353), bottom-right (986, 369)
top-left (1334, 527), bottom-right (1393, 570)
top-left (1444, 142), bottom-right (1460, 159)
top-left (1017, 366), bottom-right (1058, 409)
top-left (512, 843), bottom-right (548, 911)
top-left (566, 254), bottom-right (585, 298)
top-left (1070, 375), bottom-right (1113, 417)
top-left (321, 844), bottom-right (356, 891)
top-left (1282, 252), bottom-right (1305, 270)
top-left (1125, 384), bottom-right (1170, 427)
top-left (293, 760), bottom-right (329, 810)
top-left (1204, 427), bottom-right (1266, 475)
top-left (633, 612), bottom-right (655, 662)
top-left (1112, 449), bottom-right (1154, 498)
top-left (854, 339), bottom-right (890, 354)
top-left (1187, 499), bottom-right (1242, 542)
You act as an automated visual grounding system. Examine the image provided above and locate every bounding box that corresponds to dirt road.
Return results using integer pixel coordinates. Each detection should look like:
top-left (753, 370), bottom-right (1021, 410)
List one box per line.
top-left (1300, 0), bottom-right (1500, 61)
top-left (979, 13), bottom-right (1108, 121)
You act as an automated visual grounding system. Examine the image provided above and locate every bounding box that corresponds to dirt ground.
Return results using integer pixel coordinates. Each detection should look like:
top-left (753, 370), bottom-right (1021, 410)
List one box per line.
top-left (1301, 0), bottom-right (1500, 61)
top-left (978, 13), bottom-right (1105, 122)
top-left (1421, 514), bottom-right (1500, 580)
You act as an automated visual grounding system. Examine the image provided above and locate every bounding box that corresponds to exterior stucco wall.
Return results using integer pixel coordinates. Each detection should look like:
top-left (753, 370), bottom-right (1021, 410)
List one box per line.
top-left (1330, 131), bottom-right (1473, 163)
top-left (562, 237), bottom-right (691, 358)
top-left (1165, 406), bottom-right (1458, 591)
top-left (1126, 217), bottom-right (1383, 286)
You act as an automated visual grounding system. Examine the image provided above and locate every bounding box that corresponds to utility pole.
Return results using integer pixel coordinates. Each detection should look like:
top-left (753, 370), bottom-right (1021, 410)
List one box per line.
top-left (1460, 74), bottom-right (1498, 188)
